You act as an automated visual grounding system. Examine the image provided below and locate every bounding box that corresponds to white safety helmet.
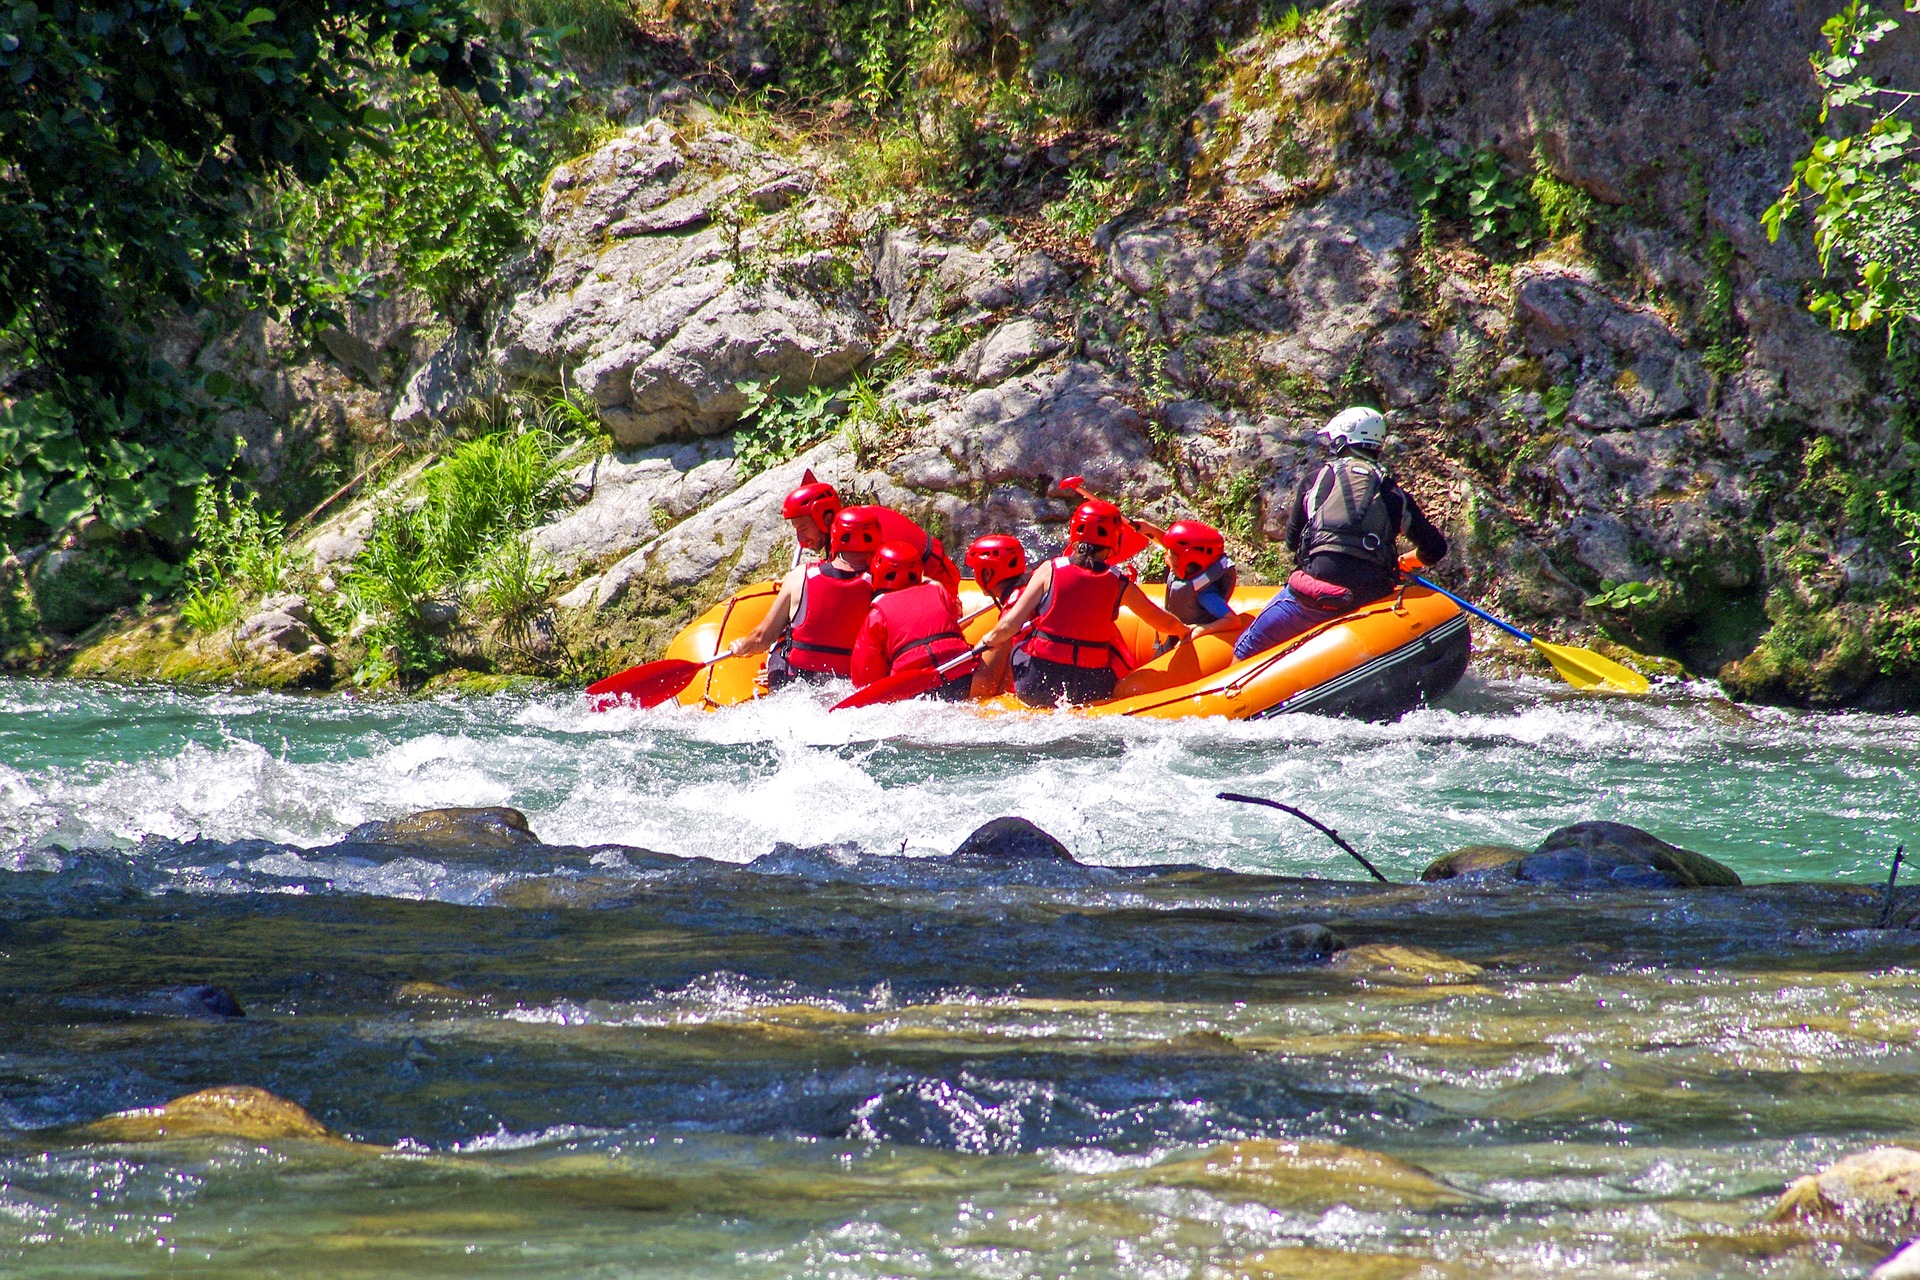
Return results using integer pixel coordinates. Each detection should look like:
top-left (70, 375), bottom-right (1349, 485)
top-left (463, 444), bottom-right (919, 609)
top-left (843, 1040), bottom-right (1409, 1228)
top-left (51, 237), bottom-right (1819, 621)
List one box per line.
top-left (1321, 406), bottom-right (1387, 451)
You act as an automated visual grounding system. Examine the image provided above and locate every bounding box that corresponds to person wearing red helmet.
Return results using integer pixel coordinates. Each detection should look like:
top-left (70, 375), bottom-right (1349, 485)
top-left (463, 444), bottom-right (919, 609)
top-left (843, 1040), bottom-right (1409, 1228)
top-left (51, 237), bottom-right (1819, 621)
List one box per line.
top-left (727, 505), bottom-right (880, 686)
top-left (964, 534), bottom-right (1031, 608)
top-left (849, 541), bottom-right (976, 700)
top-left (1133, 517), bottom-right (1240, 630)
top-left (778, 470), bottom-right (962, 589)
top-left (780, 471), bottom-right (843, 556)
top-left (962, 534), bottom-right (1031, 698)
top-left (978, 500), bottom-right (1195, 706)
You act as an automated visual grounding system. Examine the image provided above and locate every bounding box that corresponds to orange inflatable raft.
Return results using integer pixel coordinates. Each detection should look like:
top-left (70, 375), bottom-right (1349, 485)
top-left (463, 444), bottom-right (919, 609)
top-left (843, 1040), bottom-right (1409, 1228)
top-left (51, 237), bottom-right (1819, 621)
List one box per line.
top-left (653, 580), bottom-right (1470, 721)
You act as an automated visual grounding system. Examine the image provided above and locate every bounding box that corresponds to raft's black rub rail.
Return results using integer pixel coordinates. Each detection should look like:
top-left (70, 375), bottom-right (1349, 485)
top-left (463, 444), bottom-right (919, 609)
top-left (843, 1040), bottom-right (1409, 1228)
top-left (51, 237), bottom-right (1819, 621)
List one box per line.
top-left (1218, 792), bottom-right (1394, 884)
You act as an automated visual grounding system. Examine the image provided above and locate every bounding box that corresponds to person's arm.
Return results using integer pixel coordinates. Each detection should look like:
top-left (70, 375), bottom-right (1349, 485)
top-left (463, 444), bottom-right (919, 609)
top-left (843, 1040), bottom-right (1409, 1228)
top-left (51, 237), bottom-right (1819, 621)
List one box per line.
top-left (1396, 488), bottom-right (1449, 568)
top-left (1121, 580), bottom-right (1196, 640)
top-left (727, 565), bottom-right (805, 657)
top-left (848, 609), bottom-right (887, 687)
top-left (980, 559), bottom-right (1051, 650)
top-left (1285, 473), bottom-right (1311, 559)
top-left (1132, 517), bottom-right (1167, 546)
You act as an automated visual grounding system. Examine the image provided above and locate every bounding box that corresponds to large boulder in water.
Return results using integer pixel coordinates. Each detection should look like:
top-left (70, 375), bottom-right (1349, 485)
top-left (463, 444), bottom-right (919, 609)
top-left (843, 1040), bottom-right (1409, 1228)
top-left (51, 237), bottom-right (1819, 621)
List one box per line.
top-left (345, 806), bottom-right (540, 850)
top-left (78, 1086), bottom-right (333, 1143)
top-left (949, 816), bottom-right (1077, 864)
top-left (1770, 1146), bottom-right (1920, 1237)
top-left (1422, 822), bottom-right (1739, 888)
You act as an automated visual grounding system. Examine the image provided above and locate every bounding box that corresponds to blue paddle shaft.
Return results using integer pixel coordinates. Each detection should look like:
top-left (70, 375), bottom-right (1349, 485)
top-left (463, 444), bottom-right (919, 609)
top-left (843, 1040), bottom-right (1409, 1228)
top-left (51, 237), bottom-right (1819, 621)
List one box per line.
top-left (1413, 576), bottom-right (1536, 644)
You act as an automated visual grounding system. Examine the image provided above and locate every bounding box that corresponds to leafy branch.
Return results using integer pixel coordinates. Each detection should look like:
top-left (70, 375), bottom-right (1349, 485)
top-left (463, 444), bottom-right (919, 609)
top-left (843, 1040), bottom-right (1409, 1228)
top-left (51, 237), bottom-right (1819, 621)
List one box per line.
top-left (1763, 0), bottom-right (1920, 337)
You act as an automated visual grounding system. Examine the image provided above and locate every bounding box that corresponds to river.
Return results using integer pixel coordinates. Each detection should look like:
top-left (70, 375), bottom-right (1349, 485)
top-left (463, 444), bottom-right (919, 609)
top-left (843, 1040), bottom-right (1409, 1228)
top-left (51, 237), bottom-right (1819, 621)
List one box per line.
top-left (3, 673), bottom-right (1917, 1277)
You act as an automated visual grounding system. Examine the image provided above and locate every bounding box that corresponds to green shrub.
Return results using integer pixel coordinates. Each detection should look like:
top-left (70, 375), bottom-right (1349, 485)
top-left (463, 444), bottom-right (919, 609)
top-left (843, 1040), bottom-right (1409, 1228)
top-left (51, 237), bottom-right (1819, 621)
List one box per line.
top-left (1529, 145), bottom-right (1593, 243)
top-left (177, 483), bottom-right (289, 633)
top-left (1044, 168), bottom-right (1120, 239)
top-left (734, 381), bottom-right (840, 477)
top-left (338, 427), bottom-right (569, 683)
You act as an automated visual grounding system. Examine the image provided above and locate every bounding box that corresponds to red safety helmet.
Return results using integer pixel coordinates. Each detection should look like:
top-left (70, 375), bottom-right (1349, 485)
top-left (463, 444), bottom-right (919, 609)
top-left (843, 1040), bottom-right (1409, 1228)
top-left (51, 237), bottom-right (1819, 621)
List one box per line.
top-left (830, 505), bottom-right (884, 555)
top-left (781, 470), bottom-right (842, 541)
top-left (1067, 499), bottom-right (1125, 553)
top-left (871, 540), bottom-right (925, 592)
top-left (1162, 519), bottom-right (1226, 580)
top-left (965, 535), bottom-right (1028, 599)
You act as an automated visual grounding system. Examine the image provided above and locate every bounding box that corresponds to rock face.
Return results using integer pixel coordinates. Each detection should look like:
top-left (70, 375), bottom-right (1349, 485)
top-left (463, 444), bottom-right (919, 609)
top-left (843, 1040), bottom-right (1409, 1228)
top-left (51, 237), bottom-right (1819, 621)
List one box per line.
top-left (495, 120), bottom-right (873, 446)
top-left (345, 807), bottom-right (540, 851)
top-left (1255, 923), bottom-right (1348, 958)
top-left (1771, 1146), bottom-right (1920, 1238)
top-left (78, 1086), bottom-right (332, 1143)
top-left (1422, 822), bottom-right (1741, 888)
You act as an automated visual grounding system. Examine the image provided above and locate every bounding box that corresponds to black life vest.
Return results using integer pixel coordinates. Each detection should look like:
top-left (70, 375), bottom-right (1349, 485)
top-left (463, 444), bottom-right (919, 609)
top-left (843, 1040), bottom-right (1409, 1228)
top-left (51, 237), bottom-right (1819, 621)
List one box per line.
top-left (1299, 456), bottom-right (1402, 571)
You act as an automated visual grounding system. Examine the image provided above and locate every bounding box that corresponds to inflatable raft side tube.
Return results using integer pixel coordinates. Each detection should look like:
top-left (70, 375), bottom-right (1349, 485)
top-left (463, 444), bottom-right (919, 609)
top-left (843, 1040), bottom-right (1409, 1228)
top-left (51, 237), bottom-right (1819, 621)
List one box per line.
top-left (1255, 610), bottom-right (1471, 720)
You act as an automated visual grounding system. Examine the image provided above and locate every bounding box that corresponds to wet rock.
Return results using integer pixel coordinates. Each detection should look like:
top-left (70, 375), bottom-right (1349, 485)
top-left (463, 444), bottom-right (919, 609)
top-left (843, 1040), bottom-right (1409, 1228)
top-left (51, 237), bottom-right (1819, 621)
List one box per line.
top-left (1420, 845), bottom-right (1532, 881)
top-left (1421, 823), bottom-right (1740, 889)
top-left (233, 595), bottom-right (330, 687)
top-left (1329, 943), bottom-right (1483, 985)
top-left (1254, 923), bottom-right (1347, 958)
top-left (1527, 822), bottom-right (1740, 888)
top-left (165, 985), bottom-right (245, 1019)
top-left (78, 1085), bottom-right (332, 1143)
top-left (1141, 1138), bottom-right (1470, 1210)
top-left (345, 806), bottom-right (540, 850)
top-left (1771, 1146), bottom-right (1920, 1237)
top-left (950, 817), bottom-right (1076, 864)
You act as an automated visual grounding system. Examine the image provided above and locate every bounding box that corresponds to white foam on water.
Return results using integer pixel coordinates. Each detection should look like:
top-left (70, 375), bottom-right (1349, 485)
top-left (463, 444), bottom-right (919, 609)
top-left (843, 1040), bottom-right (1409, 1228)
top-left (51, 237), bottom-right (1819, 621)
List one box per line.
top-left (3, 676), bottom-right (1917, 884)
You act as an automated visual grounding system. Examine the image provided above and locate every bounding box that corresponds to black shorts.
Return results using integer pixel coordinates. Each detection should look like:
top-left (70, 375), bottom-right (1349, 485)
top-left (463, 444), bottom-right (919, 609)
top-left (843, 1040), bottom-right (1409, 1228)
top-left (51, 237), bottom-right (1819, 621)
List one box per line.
top-left (765, 643), bottom-right (839, 690)
top-left (1012, 654), bottom-right (1117, 707)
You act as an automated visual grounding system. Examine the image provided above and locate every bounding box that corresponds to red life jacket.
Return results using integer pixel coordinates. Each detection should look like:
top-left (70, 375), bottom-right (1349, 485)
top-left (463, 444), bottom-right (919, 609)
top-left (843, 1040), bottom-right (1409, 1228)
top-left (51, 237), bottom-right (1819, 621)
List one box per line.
top-left (873, 582), bottom-right (970, 673)
top-left (1022, 556), bottom-right (1131, 675)
top-left (786, 562), bottom-right (873, 675)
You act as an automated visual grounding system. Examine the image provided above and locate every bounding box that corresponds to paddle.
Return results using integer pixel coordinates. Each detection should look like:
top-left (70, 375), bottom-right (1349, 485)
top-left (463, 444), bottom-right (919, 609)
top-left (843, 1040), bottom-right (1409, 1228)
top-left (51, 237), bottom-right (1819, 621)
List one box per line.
top-left (585, 655), bottom-right (723, 710)
top-left (831, 644), bottom-right (985, 711)
top-left (1412, 576), bottom-right (1651, 694)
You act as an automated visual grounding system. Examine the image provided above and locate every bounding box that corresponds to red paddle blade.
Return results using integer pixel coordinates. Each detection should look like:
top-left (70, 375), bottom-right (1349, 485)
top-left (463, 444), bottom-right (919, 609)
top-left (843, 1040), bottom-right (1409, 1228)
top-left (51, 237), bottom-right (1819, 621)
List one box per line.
top-left (1058, 474), bottom-right (1086, 496)
top-left (831, 666), bottom-right (946, 711)
top-left (585, 658), bottom-right (705, 711)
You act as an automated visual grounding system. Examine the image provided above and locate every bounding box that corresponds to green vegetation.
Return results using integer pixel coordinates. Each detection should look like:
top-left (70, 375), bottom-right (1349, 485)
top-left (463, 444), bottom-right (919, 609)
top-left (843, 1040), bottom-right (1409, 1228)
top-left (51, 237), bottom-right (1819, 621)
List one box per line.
top-left (1764, 0), bottom-right (1920, 338)
top-left (1044, 169), bottom-right (1122, 240)
top-left (733, 382), bottom-right (840, 477)
top-left (1529, 145), bottom-right (1594, 244)
top-left (179, 485), bottom-right (290, 634)
top-left (1584, 580), bottom-right (1661, 610)
top-left (339, 426), bottom-right (570, 683)
top-left (282, 55), bottom-right (592, 317)
top-left (0, 0), bottom-right (520, 551)
top-left (1399, 140), bottom-right (1537, 249)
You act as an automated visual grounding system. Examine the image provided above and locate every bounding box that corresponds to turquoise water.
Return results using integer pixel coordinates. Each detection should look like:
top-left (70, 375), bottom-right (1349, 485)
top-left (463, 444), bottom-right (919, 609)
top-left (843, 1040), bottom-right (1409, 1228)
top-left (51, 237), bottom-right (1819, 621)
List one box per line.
top-left (3, 674), bottom-right (1919, 1277)
top-left (3, 674), bottom-right (1913, 881)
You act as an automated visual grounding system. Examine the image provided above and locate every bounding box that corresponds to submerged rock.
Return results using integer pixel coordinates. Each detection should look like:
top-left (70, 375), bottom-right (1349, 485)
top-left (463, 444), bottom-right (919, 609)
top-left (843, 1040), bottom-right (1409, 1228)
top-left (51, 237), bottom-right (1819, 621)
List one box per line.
top-left (950, 817), bottom-right (1077, 864)
top-left (165, 985), bottom-right (245, 1019)
top-left (1254, 923), bottom-right (1347, 958)
top-left (345, 806), bottom-right (540, 850)
top-left (1141, 1138), bottom-right (1469, 1210)
top-left (1421, 822), bottom-right (1740, 888)
top-left (1770, 1146), bottom-right (1920, 1237)
top-left (1225, 1246), bottom-right (1423, 1279)
top-left (1329, 944), bottom-right (1483, 984)
top-left (78, 1085), bottom-right (332, 1143)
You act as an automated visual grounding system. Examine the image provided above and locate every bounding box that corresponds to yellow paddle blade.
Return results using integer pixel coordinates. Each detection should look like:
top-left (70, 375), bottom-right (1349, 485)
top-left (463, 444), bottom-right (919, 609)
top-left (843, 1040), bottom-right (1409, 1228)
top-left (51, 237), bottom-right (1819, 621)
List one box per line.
top-left (1532, 639), bottom-right (1651, 694)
